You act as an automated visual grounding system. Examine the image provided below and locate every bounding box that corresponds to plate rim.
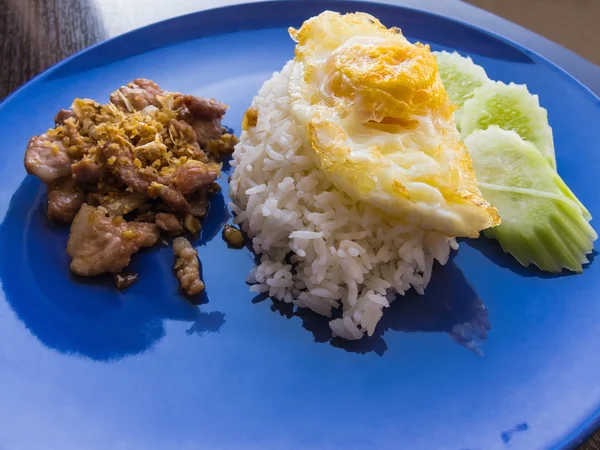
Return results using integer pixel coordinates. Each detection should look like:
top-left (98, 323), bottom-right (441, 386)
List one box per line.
top-left (1, 1), bottom-right (599, 448)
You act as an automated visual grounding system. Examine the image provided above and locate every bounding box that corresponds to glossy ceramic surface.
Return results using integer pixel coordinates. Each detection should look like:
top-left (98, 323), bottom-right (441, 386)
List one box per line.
top-left (1, 2), bottom-right (599, 449)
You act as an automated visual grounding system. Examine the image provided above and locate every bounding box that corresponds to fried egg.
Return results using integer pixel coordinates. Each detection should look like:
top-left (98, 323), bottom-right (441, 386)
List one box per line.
top-left (288, 11), bottom-right (499, 237)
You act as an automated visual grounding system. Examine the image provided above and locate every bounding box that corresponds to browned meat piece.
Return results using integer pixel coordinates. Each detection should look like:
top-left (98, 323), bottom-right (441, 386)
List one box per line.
top-left (101, 143), bottom-right (154, 193)
top-left (174, 95), bottom-right (227, 146)
top-left (119, 165), bottom-right (154, 193)
top-left (97, 192), bottom-right (146, 216)
top-left (169, 119), bottom-right (199, 145)
top-left (174, 95), bottom-right (227, 121)
top-left (187, 191), bottom-right (208, 218)
top-left (155, 213), bottom-right (182, 232)
top-left (63, 119), bottom-right (87, 152)
top-left (103, 141), bottom-right (215, 211)
top-left (168, 119), bottom-right (208, 161)
top-left (173, 237), bottom-right (204, 296)
top-left (55, 109), bottom-right (76, 126)
top-left (171, 161), bottom-right (220, 195)
top-left (24, 134), bottom-right (72, 183)
top-left (47, 178), bottom-right (85, 223)
top-left (67, 204), bottom-right (159, 276)
top-left (130, 221), bottom-right (160, 247)
top-left (189, 118), bottom-right (224, 147)
top-left (148, 182), bottom-right (191, 212)
top-left (71, 158), bottom-right (105, 184)
top-left (109, 78), bottom-right (164, 111)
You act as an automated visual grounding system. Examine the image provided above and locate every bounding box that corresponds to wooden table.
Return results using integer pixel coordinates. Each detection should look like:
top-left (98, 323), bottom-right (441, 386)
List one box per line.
top-left (1, 0), bottom-right (599, 448)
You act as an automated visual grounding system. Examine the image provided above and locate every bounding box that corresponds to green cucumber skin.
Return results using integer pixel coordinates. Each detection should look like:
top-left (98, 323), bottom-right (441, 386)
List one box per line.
top-left (481, 187), bottom-right (595, 273)
top-left (466, 127), bottom-right (596, 273)
top-left (435, 52), bottom-right (595, 273)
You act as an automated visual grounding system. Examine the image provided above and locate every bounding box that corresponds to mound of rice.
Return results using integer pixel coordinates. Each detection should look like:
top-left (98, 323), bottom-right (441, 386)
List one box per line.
top-left (229, 62), bottom-right (458, 340)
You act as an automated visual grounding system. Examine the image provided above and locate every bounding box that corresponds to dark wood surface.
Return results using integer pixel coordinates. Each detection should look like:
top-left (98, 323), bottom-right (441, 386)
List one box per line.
top-left (465, 0), bottom-right (600, 66)
top-left (1, 0), bottom-right (599, 448)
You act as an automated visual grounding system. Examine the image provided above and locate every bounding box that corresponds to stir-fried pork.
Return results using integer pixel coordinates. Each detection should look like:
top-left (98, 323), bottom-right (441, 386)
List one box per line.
top-left (71, 158), bottom-right (105, 184)
top-left (171, 161), bottom-right (220, 195)
top-left (67, 204), bottom-right (159, 276)
top-left (54, 109), bottom-right (76, 126)
top-left (91, 191), bottom-right (146, 216)
top-left (155, 213), bottom-right (183, 232)
top-left (24, 134), bottom-right (72, 183)
top-left (47, 178), bottom-right (85, 222)
top-left (23, 79), bottom-right (235, 293)
top-left (109, 78), bottom-right (164, 111)
top-left (173, 237), bottom-right (204, 296)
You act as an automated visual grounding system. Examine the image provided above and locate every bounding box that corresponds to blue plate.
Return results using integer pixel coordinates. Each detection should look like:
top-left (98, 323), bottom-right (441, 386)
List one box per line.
top-left (1, 1), bottom-right (599, 449)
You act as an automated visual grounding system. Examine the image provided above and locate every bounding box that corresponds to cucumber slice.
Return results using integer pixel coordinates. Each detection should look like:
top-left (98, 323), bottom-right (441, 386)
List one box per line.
top-left (434, 51), bottom-right (490, 126)
top-left (479, 186), bottom-right (596, 272)
top-left (460, 81), bottom-right (556, 170)
top-left (465, 127), bottom-right (596, 272)
top-left (466, 126), bottom-right (589, 219)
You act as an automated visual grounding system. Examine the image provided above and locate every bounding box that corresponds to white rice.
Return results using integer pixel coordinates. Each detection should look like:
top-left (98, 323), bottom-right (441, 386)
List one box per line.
top-left (229, 61), bottom-right (457, 340)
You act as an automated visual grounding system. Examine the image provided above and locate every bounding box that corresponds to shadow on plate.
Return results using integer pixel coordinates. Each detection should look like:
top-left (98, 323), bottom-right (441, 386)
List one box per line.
top-left (197, 188), bottom-right (231, 247)
top-left (464, 236), bottom-right (597, 278)
top-left (254, 255), bottom-right (490, 356)
top-left (0, 177), bottom-right (225, 362)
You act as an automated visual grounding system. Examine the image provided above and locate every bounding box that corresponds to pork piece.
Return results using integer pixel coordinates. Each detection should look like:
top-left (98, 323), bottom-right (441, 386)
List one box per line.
top-left (175, 95), bottom-right (227, 121)
top-left (67, 204), bottom-right (159, 276)
top-left (155, 213), bottom-right (182, 232)
top-left (109, 78), bottom-right (164, 111)
top-left (171, 161), bottom-right (220, 195)
top-left (168, 119), bottom-right (207, 161)
top-left (101, 143), bottom-right (154, 193)
top-left (24, 134), bottom-right (72, 183)
top-left (174, 95), bottom-right (227, 146)
top-left (189, 118), bottom-right (224, 147)
top-left (102, 144), bottom-right (217, 211)
top-left (102, 141), bottom-right (196, 212)
top-left (94, 192), bottom-right (146, 216)
top-left (71, 158), bottom-right (105, 184)
top-left (47, 178), bottom-right (85, 223)
top-left (148, 182), bottom-right (191, 212)
top-left (172, 237), bottom-right (204, 296)
top-left (54, 109), bottom-right (76, 126)
top-left (62, 119), bottom-right (88, 155)
top-left (169, 118), bottom-right (199, 146)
